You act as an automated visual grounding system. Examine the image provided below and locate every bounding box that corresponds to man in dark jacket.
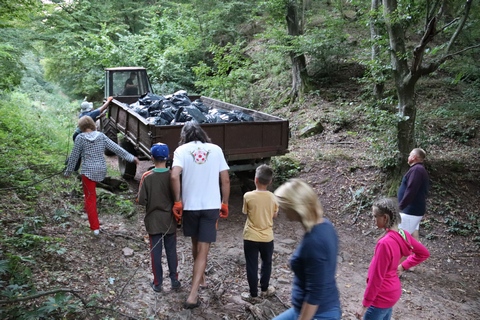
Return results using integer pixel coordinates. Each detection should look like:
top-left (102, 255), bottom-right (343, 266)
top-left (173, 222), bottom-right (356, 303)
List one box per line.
top-left (398, 148), bottom-right (429, 241)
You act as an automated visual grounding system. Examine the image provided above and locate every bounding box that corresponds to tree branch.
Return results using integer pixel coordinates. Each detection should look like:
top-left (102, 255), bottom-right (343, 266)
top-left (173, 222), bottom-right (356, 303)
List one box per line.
top-left (411, 17), bottom-right (436, 74)
top-left (0, 288), bottom-right (82, 304)
top-left (446, 0), bottom-right (473, 54)
top-left (419, 43), bottom-right (480, 76)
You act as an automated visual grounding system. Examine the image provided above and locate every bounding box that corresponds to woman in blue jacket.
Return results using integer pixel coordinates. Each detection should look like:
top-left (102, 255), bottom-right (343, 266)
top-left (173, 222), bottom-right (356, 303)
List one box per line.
top-left (273, 179), bottom-right (341, 320)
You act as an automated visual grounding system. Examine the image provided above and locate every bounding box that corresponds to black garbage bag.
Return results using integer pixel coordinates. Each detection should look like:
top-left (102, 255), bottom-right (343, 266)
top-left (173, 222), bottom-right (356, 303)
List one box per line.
top-left (185, 105), bottom-right (208, 123)
top-left (128, 101), bottom-right (141, 109)
top-left (139, 93), bottom-right (164, 105)
top-left (209, 108), bottom-right (238, 122)
top-left (162, 100), bottom-right (176, 109)
top-left (160, 107), bottom-right (177, 123)
top-left (132, 106), bottom-right (149, 118)
top-left (232, 110), bottom-right (254, 122)
top-left (148, 100), bottom-right (163, 113)
top-left (170, 90), bottom-right (192, 107)
top-left (192, 99), bottom-right (209, 113)
top-left (152, 117), bottom-right (169, 126)
top-left (172, 106), bottom-right (193, 123)
top-left (149, 109), bottom-right (162, 117)
top-left (204, 113), bottom-right (218, 123)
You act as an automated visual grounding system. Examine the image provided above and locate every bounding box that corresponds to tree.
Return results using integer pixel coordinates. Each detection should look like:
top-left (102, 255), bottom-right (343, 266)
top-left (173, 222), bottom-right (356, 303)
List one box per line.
top-left (381, 0), bottom-right (479, 171)
top-left (0, 0), bottom-right (40, 91)
top-left (285, 0), bottom-right (309, 103)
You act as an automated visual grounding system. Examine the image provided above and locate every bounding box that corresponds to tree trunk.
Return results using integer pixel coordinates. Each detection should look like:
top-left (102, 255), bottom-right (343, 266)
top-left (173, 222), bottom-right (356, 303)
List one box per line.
top-left (395, 81), bottom-right (417, 173)
top-left (286, 0), bottom-right (308, 104)
top-left (383, 0), bottom-right (417, 170)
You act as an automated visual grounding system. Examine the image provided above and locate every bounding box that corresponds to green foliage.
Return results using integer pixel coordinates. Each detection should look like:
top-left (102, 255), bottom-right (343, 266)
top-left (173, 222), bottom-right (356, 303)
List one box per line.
top-left (355, 101), bottom-right (399, 170)
top-left (270, 156), bottom-right (301, 188)
top-left (37, 293), bottom-right (82, 315)
top-left (0, 0), bottom-right (40, 92)
top-left (98, 192), bottom-right (136, 218)
top-left (194, 42), bottom-right (253, 102)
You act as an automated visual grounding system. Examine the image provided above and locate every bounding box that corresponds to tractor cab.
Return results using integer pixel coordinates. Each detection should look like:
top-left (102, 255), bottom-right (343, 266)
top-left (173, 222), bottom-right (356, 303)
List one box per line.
top-left (104, 67), bottom-right (153, 104)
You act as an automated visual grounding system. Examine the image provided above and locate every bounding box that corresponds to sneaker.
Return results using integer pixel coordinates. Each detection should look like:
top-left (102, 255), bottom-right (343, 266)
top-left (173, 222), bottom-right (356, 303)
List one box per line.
top-left (93, 229), bottom-right (100, 236)
top-left (261, 286), bottom-right (276, 298)
top-left (241, 292), bottom-right (261, 303)
top-left (171, 279), bottom-right (181, 290)
top-left (150, 282), bottom-right (162, 292)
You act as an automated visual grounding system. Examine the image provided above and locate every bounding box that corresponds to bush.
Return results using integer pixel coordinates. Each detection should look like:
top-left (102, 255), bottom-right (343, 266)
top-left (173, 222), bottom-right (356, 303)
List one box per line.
top-left (270, 156), bottom-right (302, 188)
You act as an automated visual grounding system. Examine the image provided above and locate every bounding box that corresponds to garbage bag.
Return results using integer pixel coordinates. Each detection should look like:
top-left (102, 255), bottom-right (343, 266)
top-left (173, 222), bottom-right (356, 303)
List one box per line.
top-left (204, 113), bottom-right (218, 123)
top-left (139, 93), bottom-right (164, 105)
top-left (152, 117), bottom-right (169, 126)
top-left (160, 107), bottom-right (177, 123)
top-left (192, 99), bottom-right (209, 113)
top-left (185, 105), bottom-right (208, 123)
top-left (232, 110), bottom-right (254, 122)
top-left (170, 91), bottom-right (191, 107)
top-left (133, 107), bottom-right (149, 119)
top-left (148, 100), bottom-right (163, 113)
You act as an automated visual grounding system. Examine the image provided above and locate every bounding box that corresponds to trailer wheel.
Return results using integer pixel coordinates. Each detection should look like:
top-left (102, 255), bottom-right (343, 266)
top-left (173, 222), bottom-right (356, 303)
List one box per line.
top-left (118, 139), bottom-right (137, 180)
top-left (101, 117), bottom-right (118, 156)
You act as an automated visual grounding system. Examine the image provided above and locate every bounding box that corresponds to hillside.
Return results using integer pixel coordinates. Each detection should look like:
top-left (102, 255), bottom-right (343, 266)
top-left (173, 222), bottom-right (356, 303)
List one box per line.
top-left (2, 70), bottom-right (479, 319)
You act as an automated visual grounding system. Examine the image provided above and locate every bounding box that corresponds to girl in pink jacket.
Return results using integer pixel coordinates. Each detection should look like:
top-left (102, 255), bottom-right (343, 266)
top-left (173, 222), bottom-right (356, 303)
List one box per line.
top-left (356, 198), bottom-right (430, 320)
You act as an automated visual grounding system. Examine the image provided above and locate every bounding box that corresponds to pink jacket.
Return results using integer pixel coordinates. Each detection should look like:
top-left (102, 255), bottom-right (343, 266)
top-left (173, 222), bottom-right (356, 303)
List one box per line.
top-left (362, 229), bottom-right (430, 308)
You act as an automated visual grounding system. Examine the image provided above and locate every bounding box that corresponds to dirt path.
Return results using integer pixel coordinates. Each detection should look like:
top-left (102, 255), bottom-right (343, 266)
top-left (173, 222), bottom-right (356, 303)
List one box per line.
top-left (82, 155), bottom-right (480, 320)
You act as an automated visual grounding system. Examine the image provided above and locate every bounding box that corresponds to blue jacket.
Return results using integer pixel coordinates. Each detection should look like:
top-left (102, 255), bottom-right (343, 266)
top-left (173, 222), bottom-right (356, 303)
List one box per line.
top-left (290, 219), bottom-right (340, 316)
top-left (398, 163), bottom-right (429, 216)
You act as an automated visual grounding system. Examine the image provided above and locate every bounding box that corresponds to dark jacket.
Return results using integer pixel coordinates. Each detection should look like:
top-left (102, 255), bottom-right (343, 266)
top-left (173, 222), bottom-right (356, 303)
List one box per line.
top-left (398, 163), bottom-right (429, 216)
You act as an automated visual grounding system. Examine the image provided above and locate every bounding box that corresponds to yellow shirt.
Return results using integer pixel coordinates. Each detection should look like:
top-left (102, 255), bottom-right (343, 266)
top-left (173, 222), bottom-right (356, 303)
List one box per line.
top-left (242, 190), bottom-right (278, 242)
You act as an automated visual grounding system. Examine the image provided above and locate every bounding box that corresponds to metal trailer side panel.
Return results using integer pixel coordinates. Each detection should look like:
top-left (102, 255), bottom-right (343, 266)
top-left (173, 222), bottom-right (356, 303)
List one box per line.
top-left (108, 98), bottom-right (289, 165)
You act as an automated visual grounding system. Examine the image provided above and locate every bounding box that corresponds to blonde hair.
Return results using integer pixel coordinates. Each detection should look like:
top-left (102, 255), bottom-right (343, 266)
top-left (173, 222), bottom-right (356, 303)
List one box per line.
top-left (78, 116), bottom-right (96, 132)
top-left (274, 179), bottom-right (323, 232)
top-left (372, 197), bottom-right (402, 229)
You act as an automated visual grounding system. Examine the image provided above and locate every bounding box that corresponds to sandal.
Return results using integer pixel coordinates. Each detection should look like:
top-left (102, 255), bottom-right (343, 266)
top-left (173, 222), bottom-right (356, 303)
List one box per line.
top-left (184, 299), bottom-right (201, 309)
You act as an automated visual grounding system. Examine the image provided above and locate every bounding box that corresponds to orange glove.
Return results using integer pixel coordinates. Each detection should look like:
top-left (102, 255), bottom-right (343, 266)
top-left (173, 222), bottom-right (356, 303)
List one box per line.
top-left (219, 203), bottom-right (229, 218)
top-left (173, 201), bottom-right (183, 223)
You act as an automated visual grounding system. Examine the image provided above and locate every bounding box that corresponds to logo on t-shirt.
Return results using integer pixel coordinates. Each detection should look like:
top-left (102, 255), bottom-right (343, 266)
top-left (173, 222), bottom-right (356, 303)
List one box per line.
top-left (190, 148), bottom-right (210, 164)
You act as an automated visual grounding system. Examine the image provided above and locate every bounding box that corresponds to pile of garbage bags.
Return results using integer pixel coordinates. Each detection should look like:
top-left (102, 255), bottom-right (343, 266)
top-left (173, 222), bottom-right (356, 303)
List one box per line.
top-left (128, 90), bottom-right (254, 125)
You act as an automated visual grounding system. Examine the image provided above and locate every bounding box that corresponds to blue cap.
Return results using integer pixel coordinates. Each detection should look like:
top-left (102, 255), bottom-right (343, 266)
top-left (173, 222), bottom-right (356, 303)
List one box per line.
top-left (151, 143), bottom-right (169, 161)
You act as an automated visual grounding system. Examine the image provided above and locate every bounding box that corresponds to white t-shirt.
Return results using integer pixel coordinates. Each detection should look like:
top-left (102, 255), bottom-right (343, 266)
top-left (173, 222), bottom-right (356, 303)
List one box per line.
top-left (172, 141), bottom-right (229, 210)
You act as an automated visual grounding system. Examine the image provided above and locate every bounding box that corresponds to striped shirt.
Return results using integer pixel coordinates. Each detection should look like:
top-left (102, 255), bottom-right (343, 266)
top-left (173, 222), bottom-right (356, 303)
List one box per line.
top-left (65, 131), bottom-right (135, 182)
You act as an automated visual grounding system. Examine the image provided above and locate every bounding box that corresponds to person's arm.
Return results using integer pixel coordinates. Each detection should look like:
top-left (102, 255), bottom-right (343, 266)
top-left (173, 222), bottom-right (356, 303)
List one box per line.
top-left (361, 242), bottom-right (390, 308)
top-left (170, 166), bottom-right (182, 202)
top-left (64, 137), bottom-right (83, 176)
top-left (400, 233), bottom-right (430, 271)
top-left (98, 96), bottom-right (113, 114)
top-left (220, 169), bottom-right (230, 205)
top-left (136, 173), bottom-right (148, 206)
top-left (298, 302), bottom-right (319, 320)
top-left (242, 194), bottom-right (248, 215)
top-left (272, 197), bottom-right (279, 218)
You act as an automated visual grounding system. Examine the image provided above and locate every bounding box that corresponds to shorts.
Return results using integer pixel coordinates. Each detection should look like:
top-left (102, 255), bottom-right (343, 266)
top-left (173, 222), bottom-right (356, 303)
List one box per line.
top-left (182, 209), bottom-right (219, 243)
top-left (398, 213), bottom-right (423, 234)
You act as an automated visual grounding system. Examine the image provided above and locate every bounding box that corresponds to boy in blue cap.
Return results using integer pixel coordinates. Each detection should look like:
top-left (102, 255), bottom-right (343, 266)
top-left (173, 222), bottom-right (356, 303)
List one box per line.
top-left (137, 143), bottom-right (181, 292)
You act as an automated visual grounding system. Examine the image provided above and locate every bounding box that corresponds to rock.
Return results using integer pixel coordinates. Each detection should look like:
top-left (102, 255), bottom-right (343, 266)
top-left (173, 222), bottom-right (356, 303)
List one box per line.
top-left (299, 121), bottom-right (324, 138)
top-left (278, 238), bottom-right (296, 245)
top-left (122, 247), bottom-right (134, 257)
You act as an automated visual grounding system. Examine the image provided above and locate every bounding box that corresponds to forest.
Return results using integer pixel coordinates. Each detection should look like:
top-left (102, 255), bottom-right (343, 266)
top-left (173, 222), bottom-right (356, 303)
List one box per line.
top-left (0, 0), bottom-right (479, 319)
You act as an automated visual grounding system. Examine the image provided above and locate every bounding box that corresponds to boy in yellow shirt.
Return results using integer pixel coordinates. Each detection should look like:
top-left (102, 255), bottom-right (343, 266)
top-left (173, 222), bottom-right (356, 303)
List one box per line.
top-left (241, 165), bottom-right (278, 301)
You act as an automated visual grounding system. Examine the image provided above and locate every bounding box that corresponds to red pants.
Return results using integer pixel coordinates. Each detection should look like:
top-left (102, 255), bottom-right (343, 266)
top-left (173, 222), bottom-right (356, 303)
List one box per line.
top-left (82, 175), bottom-right (99, 231)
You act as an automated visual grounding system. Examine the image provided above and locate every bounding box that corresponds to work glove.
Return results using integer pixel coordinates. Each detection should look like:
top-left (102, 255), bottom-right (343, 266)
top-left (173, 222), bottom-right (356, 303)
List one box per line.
top-left (219, 203), bottom-right (229, 218)
top-left (173, 201), bottom-right (183, 223)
